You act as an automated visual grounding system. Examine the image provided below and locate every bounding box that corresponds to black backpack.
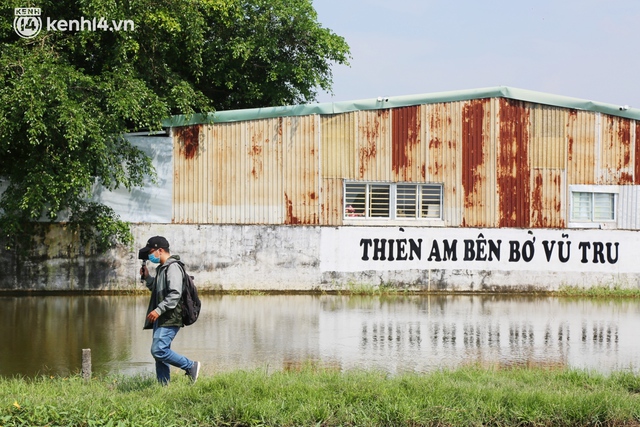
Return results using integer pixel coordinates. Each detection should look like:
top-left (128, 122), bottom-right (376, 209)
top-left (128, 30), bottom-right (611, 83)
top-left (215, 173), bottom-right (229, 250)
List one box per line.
top-left (175, 261), bottom-right (201, 326)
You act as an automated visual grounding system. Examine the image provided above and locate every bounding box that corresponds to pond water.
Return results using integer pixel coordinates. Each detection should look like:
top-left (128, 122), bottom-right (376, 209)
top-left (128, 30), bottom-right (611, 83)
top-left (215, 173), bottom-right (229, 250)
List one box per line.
top-left (2, 294), bottom-right (640, 378)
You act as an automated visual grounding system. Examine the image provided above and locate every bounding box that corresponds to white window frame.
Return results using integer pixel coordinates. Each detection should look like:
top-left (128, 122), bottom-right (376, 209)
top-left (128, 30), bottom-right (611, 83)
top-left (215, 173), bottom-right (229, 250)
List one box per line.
top-left (568, 185), bottom-right (618, 229)
top-left (344, 181), bottom-right (444, 225)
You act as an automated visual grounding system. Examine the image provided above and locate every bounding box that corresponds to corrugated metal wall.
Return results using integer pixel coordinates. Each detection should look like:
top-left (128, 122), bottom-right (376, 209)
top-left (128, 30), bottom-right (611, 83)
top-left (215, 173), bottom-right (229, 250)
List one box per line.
top-left (174, 119), bottom-right (285, 224)
top-left (282, 115), bottom-right (319, 224)
top-left (172, 99), bottom-right (640, 230)
top-left (461, 98), bottom-right (497, 227)
top-left (392, 106), bottom-right (424, 182)
top-left (599, 115), bottom-right (633, 184)
top-left (321, 113), bottom-right (355, 225)
top-left (357, 109), bottom-right (392, 181)
top-left (529, 104), bottom-right (566, 228)
top-left (424, 102), bottom-right (464, 227)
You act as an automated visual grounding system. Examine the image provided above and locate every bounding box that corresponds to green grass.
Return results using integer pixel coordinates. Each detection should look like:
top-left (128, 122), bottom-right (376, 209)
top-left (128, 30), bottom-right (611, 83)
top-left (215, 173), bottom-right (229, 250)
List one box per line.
top-left (2, 366), bottom-right (640, 426)
top-left (556, 284), bottom-right (640, 298)
top-left (337, 281), bottom-right (410, 296)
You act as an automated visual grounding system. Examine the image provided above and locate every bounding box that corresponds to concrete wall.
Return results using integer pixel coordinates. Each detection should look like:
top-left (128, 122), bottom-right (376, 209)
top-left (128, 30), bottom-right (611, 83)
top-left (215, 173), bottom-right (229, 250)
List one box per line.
top-left (2, 223), bottom-right (640, 292)
top-left (0, 224), bottom-right (323, 292)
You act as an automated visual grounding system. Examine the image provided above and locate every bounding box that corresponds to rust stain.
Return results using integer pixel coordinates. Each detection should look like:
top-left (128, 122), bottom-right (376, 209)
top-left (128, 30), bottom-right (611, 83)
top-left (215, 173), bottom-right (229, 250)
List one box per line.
top-left (620, 172), bottom-right (633, 183)
top-left (498, 99), bottom-right (530, 228)
top-left (567, 136), bottom-right (574, 162)
top-left (249, 132), bottom-right (264, 179)
top-left (358, 111), bottom-right (383, 178)
top-left (427, 106), bottom-right (445, 178)
top-left (430, 107), bottom-right (442, 129)
top-left (603, 116), bottom-right (632, 184)
top-left (620, 119), bottom-right (632, 182)
top-left (309, 192), bottom-right (317, 200)
top-left (553, 174), bottom-right (563, 220)
top-left (429, 161), bottom-right (440, 176)
top-left (284, 193), bottom-right (300, 225)
top-left (461, 99), bottom-right (489, 211)
top-left (605, 116), bottom-right (616, 150)
top-left (392, 106), bottom-right (420, 180)
top-left (359, 140), bottom-right (378, 174)
top-left (175, 125), bottom-right (201, 159)
top-left (531, 174), bottom-right (544, 227)
top-left (530, 172), bottom-right (564, 228)
top-left (567, 109), bottom-right (577, 163)
top-left (553, 175), bottom-right (565, 228)
top-left (619, 119), bottom-right (631, 145)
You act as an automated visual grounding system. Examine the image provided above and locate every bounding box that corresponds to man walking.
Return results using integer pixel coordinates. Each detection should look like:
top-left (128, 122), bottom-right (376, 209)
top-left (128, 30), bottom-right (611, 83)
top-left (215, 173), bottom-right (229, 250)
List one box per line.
top-left (139, 236), bottom-right (201, 385)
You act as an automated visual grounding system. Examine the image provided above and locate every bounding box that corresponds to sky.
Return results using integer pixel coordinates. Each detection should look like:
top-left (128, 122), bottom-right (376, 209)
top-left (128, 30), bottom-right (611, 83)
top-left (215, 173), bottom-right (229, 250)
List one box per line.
top-left (312, 0), bottom-right (640, 109)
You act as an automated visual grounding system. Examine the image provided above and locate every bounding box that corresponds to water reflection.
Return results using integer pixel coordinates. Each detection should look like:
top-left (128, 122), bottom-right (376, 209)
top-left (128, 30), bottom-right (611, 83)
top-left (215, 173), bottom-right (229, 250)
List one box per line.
top-left (2, 294), bottom-right (639, 378)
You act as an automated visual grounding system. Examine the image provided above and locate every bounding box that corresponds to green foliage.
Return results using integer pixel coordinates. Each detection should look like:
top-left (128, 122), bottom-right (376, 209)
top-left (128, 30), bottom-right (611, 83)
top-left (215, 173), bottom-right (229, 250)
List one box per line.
top-left (195, 0), bottom-right (351, 109)
top-left (0, 0), bottom-right (350, 252)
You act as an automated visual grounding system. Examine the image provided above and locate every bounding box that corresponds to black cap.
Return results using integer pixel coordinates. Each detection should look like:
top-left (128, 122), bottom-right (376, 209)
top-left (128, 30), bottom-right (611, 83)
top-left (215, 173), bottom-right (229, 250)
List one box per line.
top-left (138, 236), bottom-right (170, 260)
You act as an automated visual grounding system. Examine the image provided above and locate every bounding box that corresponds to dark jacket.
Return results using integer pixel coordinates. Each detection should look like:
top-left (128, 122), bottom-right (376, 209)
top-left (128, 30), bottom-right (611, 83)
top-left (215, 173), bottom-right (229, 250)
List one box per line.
top-left (143, 255), bottom-right (184, 330)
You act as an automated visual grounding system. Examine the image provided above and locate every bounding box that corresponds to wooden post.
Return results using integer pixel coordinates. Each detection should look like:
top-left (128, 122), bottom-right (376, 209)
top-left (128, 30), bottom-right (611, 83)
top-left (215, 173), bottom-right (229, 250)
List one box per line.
top-left (81, 348), bottom-right (91, 381)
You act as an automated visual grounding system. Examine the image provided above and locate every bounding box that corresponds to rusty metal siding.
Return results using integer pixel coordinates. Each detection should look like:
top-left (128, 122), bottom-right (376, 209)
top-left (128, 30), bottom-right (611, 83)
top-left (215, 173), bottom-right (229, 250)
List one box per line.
top-left (530, 105), bottom-right (566, 170)
top-left (425, 102), bottom-right (464, 226)
top-left (208, 122), bottom-right (240, 223)
top-left (173, 124), bottom-right (204, 223)
top-left (215, 122), bottom-right (250, 223)
top-left (528, 105), bottom-right (566, 228)
top-left (598, 116), bottom-right (633, 184)
top-left (319, 113), bottom-right (355, 225)
top-left (171, 97), bottom-right (640, 230)
top-left (392, 106), bottom-right (424, 182)
top-left (320, 178), bottom-right (343, 225)
top-left (321, 113), bottom-right (356, 179)
top-left (461, 98), bottom-right (497, 227)
top-left (173, 119), bottom-right (285, 224)
top-left (245, 118), bottom-right (284, 224)
top-left (283, 115), bottom-right (319, 224)
top-left (357, 109), bottom-right (392, 181)
top-left (567, 110), bottom-right (597, 185)
top-left (530, 169), bottom-right (565, 228)
top-left (497, 98), bottom-right (530, 228)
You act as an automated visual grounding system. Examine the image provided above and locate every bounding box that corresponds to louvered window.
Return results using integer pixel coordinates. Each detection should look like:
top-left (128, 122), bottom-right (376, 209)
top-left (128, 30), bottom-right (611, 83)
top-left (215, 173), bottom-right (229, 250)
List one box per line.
top-left (571, 191), bottom-right (615, 222)
top-left (345, 182), bottom-right (443, 220)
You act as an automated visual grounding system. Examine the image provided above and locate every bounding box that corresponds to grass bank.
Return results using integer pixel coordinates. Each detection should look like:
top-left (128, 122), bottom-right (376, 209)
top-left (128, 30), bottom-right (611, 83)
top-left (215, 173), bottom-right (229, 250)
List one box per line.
top-left (2, 366), bottom-right (640, 426)
top-left (555, 284), bottom-right (640, 298)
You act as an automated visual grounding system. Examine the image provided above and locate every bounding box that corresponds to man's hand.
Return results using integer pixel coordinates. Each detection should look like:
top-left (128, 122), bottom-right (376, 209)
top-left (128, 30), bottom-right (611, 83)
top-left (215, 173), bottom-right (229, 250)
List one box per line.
top-left (140, 265), bottom-right (149, 280)
top-left (146, 310), bottom-right (160, 324)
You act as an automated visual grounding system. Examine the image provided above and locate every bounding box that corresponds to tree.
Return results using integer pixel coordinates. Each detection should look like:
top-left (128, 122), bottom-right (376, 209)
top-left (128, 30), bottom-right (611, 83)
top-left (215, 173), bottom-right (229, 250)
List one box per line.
top-left (0, 0), bottom-right (350, 252)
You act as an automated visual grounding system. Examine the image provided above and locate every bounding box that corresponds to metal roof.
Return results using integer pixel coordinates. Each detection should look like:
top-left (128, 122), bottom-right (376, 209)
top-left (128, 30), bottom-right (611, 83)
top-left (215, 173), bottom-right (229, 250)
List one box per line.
top-left (162, 86), bottom-right (640, 127)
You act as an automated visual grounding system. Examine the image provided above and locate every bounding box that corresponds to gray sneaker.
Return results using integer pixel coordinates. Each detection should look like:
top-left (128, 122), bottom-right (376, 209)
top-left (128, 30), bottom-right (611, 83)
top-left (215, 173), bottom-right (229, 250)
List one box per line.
top-left (187, 361), bottom-right (201, 383)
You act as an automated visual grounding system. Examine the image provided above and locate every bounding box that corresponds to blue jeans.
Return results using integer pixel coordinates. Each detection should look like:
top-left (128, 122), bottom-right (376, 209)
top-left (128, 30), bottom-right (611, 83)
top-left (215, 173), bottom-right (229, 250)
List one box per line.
top-left (151, 324), bottom-right (194, 384)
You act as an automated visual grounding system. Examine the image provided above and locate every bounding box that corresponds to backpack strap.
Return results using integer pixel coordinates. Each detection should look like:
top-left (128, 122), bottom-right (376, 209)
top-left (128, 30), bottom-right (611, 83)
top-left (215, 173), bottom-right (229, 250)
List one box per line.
top-left (173, 261), bottom-right (187, 287)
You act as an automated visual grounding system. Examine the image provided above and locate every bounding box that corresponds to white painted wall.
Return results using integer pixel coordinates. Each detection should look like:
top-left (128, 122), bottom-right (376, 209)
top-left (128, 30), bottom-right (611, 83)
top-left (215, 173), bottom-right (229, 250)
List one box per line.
top-left (129, 225), bottom-right (640, 292)
top-left (92, 131), bottom-right (173, 223)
